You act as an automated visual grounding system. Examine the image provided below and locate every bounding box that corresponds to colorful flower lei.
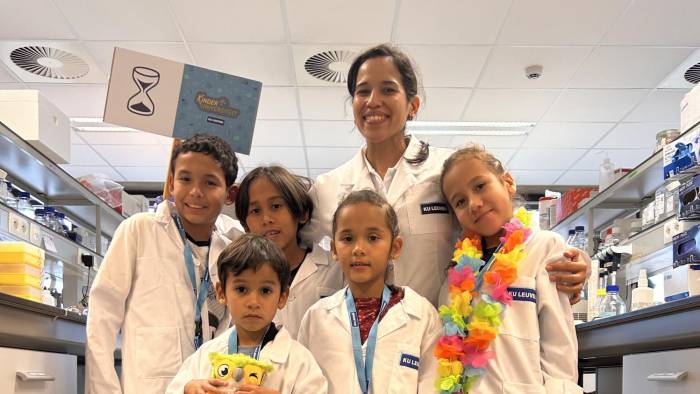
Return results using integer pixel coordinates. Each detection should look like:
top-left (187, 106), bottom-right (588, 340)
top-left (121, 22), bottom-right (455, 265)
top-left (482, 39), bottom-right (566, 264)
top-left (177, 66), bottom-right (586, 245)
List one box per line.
top-left (435, 208), bottom-right (533, 393)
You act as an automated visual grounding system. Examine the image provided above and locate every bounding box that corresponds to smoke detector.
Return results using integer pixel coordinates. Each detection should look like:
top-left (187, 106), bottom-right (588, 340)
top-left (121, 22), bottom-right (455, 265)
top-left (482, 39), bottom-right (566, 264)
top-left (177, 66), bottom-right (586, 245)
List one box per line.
top-left (10, 46), bottom-right (89, 80)
top-left (0, 41), bottom-right (106, 84)
top-left (304, 50), bottom-right (356, 84)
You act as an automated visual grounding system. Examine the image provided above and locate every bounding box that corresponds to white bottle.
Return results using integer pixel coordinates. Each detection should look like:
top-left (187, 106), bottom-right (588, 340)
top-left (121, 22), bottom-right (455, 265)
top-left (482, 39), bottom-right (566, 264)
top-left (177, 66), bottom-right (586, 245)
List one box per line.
top-left (630, 269), bottom-right (654, 311)
top-left (41, 288), bottom-right (56, 307)
top-left (599, 157), bottom-right (615, 191)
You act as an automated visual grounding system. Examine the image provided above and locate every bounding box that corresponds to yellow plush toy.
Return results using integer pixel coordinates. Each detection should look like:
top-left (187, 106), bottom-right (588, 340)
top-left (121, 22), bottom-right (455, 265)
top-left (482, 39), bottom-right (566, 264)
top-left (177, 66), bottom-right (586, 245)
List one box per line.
top-left (208, 352), bottom-right (273, 388)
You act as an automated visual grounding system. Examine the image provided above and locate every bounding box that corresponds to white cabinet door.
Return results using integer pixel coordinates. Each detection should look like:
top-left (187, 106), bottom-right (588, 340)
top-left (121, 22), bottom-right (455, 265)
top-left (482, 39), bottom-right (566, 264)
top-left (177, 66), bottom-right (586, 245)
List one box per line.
top-left (0, 347), bottom-right (77, 394)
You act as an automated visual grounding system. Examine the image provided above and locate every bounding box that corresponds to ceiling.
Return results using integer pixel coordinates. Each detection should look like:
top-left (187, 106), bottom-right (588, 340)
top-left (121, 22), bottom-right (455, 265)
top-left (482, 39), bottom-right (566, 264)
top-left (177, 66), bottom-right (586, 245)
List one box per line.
top-left (1, 0), bottom-right (699, 190)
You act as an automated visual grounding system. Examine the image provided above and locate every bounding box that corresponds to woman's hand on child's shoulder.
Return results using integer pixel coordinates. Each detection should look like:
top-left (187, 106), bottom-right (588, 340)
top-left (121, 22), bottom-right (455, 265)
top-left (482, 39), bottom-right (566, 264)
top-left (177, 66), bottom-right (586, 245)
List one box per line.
top-left (235, 384), bottom-right (280, 394)
top-left (184, 378), bottom-right (229, 394)
top-left (546, 247), bottom-right (590, 305)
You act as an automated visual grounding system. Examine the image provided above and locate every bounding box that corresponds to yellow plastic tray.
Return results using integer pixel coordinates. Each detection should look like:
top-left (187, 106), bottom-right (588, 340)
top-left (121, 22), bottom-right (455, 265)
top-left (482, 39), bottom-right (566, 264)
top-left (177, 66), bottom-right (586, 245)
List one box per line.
top-left (0, 242), bottom-right (44, 268)
top-left (0, 284), bottom-right (41, 302)
top-left (0, 263), bottom-right (42, 277)
top-left (0, 273), bottom-right (42, 287)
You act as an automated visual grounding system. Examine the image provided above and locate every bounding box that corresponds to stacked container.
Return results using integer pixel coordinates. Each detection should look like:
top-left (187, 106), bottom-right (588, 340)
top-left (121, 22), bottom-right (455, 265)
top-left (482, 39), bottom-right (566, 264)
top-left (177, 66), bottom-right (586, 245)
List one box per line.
top-left (0, 241), bottom-right (45, 302)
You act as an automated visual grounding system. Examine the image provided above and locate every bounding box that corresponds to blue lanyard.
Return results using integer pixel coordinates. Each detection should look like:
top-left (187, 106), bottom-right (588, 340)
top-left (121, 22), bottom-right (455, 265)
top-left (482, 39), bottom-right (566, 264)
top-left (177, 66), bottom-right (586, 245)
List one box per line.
top-left (345, 285), bottom-right (391, 394)
top-left (227, 327), bottom-right (266, 359)
top-left (475, 243), bottom-right (503, 291)
top-left (173, 215), bottom-right (210, 349)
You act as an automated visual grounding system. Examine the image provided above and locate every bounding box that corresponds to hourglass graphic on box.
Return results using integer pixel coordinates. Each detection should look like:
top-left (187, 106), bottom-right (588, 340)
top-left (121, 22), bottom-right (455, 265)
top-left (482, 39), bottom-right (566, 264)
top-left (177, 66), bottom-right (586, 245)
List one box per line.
top-left (127, 66), bottom-right (160, 116)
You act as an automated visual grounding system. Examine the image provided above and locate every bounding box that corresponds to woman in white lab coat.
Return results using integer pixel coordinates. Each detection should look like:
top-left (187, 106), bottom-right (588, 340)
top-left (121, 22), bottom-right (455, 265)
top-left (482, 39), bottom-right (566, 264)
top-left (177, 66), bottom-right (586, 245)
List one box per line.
top-left (302, 44), bottom-right (589, 307)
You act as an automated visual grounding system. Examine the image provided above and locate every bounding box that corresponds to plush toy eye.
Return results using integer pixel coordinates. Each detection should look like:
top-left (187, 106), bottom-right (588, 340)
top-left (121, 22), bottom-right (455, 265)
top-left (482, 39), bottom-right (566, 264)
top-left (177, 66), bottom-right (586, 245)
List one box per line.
top-left (217, 363), bottom-right (230, 378)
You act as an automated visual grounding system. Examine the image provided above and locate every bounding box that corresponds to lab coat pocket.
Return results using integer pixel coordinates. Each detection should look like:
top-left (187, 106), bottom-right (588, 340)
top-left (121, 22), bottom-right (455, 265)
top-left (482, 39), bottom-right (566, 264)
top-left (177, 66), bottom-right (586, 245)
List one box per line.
top-left (406, 182), bottom-right (451, 236)
top-left (388, 345), bottom-right (421, 393)
top-left (502, 381), bottom-right (546, 394)
top-left (135, 326), bottom-right (182, 379)
top-left (500, 277), bottom-right (539, 341)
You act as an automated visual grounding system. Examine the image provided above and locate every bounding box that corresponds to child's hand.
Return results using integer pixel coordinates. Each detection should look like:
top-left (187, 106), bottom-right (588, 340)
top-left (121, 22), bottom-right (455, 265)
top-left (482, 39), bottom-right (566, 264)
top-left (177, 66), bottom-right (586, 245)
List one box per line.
top-left (235, 384), bottom-right (280, 394)
top-left (184, 378), bottom-right (228, 394)
top-left (546, 248), bottom-right (590, 304)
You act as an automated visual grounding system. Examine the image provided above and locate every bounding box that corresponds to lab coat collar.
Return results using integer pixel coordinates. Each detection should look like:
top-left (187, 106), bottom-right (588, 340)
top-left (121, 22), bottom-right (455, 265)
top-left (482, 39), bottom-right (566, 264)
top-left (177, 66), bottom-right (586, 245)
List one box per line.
top-left (323, 286), bottom-right (422, 338)
top-left (290, 246), bottom-right (329, 289)
top-left (259, 325), bottom-right (294, 364)
top-left (344, 136), bottom-right (425, 205)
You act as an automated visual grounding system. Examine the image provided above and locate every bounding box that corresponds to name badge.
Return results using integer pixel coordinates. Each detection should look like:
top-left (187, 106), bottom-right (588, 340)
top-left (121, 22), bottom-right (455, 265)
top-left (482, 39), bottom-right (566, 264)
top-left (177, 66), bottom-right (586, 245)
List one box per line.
top-left (350, 311), bottom-right (359, 327)
top-left (508, 287), bottom-right (537, 303)
top-left (400, 354), bottom-right (420, 370)
top-left (420, 202), bottom-right (449, 215)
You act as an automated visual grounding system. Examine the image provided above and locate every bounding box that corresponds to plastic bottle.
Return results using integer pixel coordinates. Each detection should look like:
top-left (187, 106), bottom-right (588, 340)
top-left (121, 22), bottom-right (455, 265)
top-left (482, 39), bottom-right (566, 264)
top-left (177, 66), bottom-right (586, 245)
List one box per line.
top-left (55, 212), bottom-right (68, 236)
top-left (572, 226), bottom-right (587, 251)
top-left (630, 269), bottom-right (654, 311)
top-left (591, 271), bottom-right (608, 320)
top-left (4, 182), bottom-right (17, 210)
top-left (17, 191), bottom-right (34, 219)
top-left (599, 157), bottom-right (615, 191)
top-left (44, 207), bottom-right (57, 231)
top-left (599, 285), bottom-right (627, 318)
top-left (0, 169), bottom-right (8, 203)
top-left (565, 229), bottom-right (576, 245)
top-left (34, 208), bottom-right (46, 226)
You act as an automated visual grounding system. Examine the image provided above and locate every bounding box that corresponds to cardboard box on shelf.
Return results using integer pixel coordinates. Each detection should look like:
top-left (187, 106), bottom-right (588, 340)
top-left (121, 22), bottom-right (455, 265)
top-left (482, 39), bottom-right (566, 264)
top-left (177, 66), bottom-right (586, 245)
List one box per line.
top-left (119, 192), bottom-right (149, 217)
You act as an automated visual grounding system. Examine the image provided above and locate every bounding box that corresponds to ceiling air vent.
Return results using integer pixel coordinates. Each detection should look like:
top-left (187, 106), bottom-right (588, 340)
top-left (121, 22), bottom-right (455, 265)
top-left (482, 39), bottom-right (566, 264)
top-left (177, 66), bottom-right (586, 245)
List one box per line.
top-left (10, 46), bottom-right (89, 80)
top-left (685, 62), bottom-right (700, 84)
top-left (304, 50), bottom-right (356, 83)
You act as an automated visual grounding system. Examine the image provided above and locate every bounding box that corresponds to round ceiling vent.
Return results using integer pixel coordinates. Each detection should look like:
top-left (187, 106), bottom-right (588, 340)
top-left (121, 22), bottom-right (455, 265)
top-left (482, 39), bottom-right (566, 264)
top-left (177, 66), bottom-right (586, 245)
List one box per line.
top-left (685, 62), bottom-right (700, 84)
top-left (304, 50), bottom-right (356, 83)
top-left (10, 46), bottom-right (89, 80)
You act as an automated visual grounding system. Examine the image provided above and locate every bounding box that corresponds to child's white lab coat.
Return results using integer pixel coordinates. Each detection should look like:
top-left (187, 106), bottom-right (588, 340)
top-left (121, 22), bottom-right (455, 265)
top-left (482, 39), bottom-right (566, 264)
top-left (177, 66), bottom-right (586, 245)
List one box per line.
top-left (439, 230), bottom-right (584, 394)
top-left (298, 286), bottom-right (441, 394)
top-left (166, 325), bottom-right (328, 393)
top-left (274, 245), bottom-right (344, 338)
top-left (302, 136), bottom-right (459, 306)
top-left (86, 202), bottom-right (239, 394)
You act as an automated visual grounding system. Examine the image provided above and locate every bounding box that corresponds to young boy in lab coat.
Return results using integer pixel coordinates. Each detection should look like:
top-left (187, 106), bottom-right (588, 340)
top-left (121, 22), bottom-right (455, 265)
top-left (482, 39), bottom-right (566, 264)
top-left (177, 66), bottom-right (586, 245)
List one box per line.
top-left (166, 233), bottom-right (327, 393)
top-left (86, 134), bottom-right (241, 394)
top-left (298, 190), bottom-right (441, 394)
top-left (235, 165), bottom-right (343, 339)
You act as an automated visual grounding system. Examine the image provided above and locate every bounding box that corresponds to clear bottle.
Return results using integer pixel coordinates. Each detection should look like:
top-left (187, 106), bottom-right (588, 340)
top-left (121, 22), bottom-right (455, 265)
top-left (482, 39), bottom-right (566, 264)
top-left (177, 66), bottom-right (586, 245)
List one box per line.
top-left (17, 191), bottom-right (34, 219)
top-left (34, 208), bottom-right (46, 226)
top-left (599, 284), bottom-right (627, 318)
top-left (572, 225), bottom-right (587, 251)
top-left (55, 212), bottom-right (68, 236)
top-left (0, 169), bottom-right (8, 203)
top-left (4, 182), bottom-right (17, 210)
top-left (44, 207), bottom-right (59, 232)
top-left (565, 229), bottom-right (576, 245)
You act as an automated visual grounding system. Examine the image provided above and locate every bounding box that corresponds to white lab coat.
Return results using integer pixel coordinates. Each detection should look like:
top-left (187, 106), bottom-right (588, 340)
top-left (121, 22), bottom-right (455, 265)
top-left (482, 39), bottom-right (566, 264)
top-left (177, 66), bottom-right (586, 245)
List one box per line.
top-left (166, 325), bottom-right (328, 393)
top-left (85, 201), bottom-right (239, 394)
top-left (439, 231), bottom-right (583, 394)
top-left (298, 286), bottom-right (441, 394)
top-left (274, 246), bottom-right (344, 339)
top-left (302, 136), bottom-right (459, 306)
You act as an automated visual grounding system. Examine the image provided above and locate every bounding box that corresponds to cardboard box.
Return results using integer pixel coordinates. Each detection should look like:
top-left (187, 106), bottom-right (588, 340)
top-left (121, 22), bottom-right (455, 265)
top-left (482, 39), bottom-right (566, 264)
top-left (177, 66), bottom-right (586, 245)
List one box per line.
top-left (663, 126), bottom-right (700, 179)
top-left (681, 84), bottom-right (700, 133)
top-left (679, 175), bottom-right (700, 220)
top-left (0, 90), bottom-right (71, 163)
top-left (559, 188), bottom-right (597, 219)
top-left (120, 192), bottom-right (149, 217)
top-left (672, 223), bottom-right (700, 267)
top-left (664, 264), bottom-right (690, 302)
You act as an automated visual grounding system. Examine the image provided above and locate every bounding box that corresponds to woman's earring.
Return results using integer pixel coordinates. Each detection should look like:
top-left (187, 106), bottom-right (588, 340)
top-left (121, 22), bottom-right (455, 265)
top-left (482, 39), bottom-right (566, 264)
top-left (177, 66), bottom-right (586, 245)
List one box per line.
top-left (408, 114), bottom-right (415, 121)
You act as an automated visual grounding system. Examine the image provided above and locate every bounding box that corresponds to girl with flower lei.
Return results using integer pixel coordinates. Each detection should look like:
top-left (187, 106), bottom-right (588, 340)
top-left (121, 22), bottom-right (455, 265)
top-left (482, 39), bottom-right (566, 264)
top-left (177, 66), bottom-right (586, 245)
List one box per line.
top-left (435, 145), bottom-right (584, 394)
